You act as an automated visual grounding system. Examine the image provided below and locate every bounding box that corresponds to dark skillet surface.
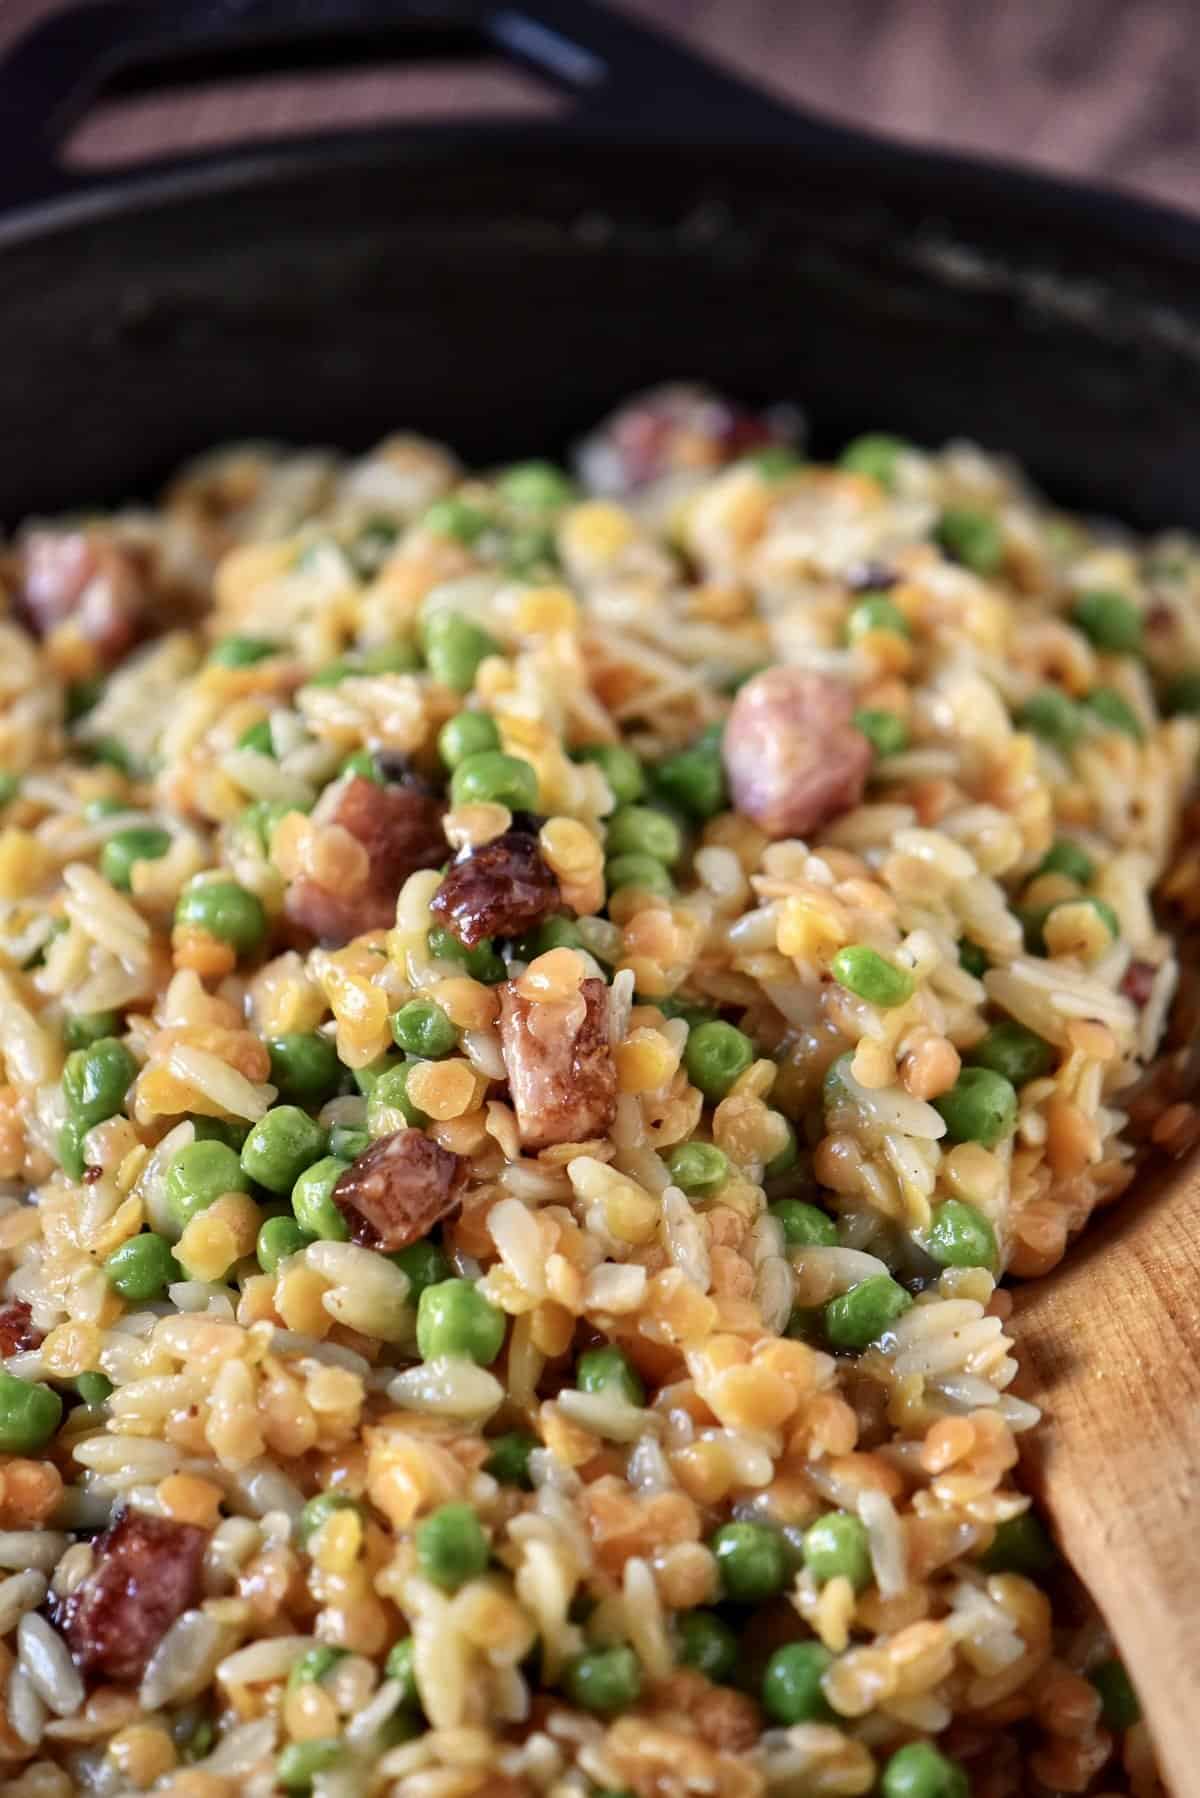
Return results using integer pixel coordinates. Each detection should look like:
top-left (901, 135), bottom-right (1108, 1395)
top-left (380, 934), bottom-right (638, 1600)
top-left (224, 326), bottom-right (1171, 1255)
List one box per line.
top-left (5, 134), bottom-right (1200, 529)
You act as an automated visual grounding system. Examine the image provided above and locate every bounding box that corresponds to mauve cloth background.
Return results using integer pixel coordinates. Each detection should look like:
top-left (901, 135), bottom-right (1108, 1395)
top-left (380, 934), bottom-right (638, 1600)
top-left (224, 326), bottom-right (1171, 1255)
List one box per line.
top-left (0, 0), bottom-right (1197, 212)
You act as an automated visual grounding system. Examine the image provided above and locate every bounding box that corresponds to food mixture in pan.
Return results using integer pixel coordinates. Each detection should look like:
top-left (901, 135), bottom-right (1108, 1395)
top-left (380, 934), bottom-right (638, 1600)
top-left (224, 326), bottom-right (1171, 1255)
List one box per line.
top-left (0, 384), bottom-right (1192, 1798)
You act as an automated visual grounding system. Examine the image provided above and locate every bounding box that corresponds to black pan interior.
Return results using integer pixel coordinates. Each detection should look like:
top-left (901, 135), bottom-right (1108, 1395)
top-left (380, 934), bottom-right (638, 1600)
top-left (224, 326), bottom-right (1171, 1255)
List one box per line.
top-left (4, 133), bottom-right (1200, 527)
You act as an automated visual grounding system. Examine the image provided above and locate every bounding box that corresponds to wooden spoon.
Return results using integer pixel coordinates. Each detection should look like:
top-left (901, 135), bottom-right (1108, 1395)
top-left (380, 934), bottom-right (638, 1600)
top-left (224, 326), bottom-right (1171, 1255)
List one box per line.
top-left (1011, 1150), bottom-right (1200, 1797)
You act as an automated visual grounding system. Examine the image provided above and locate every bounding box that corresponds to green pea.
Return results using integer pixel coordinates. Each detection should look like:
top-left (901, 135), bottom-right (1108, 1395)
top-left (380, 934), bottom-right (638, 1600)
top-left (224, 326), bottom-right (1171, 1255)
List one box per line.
top-left (978, 1511), bottom-right (1056, 1576)
top-left (241, 798), bottom-right (299, 851)
top-left (104, 1232), bottom-right (179, 1302)
top-left (498, 460), bottom-right (577, 511)
top-left (0, 772), bottom-right (19, 809)
top-left (880, 1741), bottom-right (968, 1798)
top-left (935, 506), bottom-right (1004, 576)
top-left (391, 999), bottom-right (457, 1060)
top-left (449, 749), bottom-right (538, 811)
top-left (1090, 1657), bottom-right (1141, 1730)
top-left (66, 677), bottom-right (104, 722)
top-left (421, 498), bottom-right (490, 544)
top-left (676, 1609), bottom-right (738, 1682)
top-left (63, 1037), bottom-right (137, 1131)
top-left (840, 432), bottom-right (909, 488)
top-left (968, 1020), bottom-right (1054, 1086)
top-left (1047, 894), bottom-right (1120, 943)
top-left (655, 997), bottom-right (720, 1029)
top-left (764, 1114), bottom-right (799, 1178)
top-left (846, 593), bottom-right (909, 642)
top-left (267, 1033), bottom-right (342, 1105)
top-left (1016, 687), bottom-right (1083, 751)
top-left (606, 853), bottom-right (674, 898)
top-left (504, 526), bottom-right (559, 577)
top-left (769, 1200), bottom-right (838, 1248)
top-left (287, 1645), bottom-right (347, 1690)
top-left (1018, 904), bottom-right (1051, 955)
top-left (363, 641), bottom-right (421, 676)
top-left (761, 1641), bottom-right (834, 1725)
top-left (652, 728), bottom-right (727, 822)
top-left (572, 743), bottom-right (645, 809)
top-left (803, 1511), bottom-right (872, 1590)
top-left (388, 1238), bottom-right (452, 1299)
top-left (181, 1718), bottom-right (215, 1764)
top-left (175, 879), bottom-right (266, 955)
top-left (853, 708), bottom-right (909, 757)
top-left (277, 1739), bottom-right (344, 1791)
top-left (421, 610), bottom-right (501, 692)
top-left (1036, 839), bottom-right (1095, 885)
top-left (89, 736), bottom-right (136, 776)
top-left (577, 1345), bottom-right (644, 1407)
top-left (664, 1142), bottom-right (729, 1195)
top-left (785, 1304), bottom-right (824, 1342)
top-left (934, 1067), bottom-right (1018, 1148)
top-left (415, 1501), bottom-right (489, 1590)
top-left (1083, 686), bottom-right (1143, 739)
top-left (165, 1139), bottom-right (252, 1230)
top-left (605, 806), bottom-right (682, 866)
top-left (240, 1106), bottom-right (329, 1194)
top-left (484, 1431), bottom-right (537, 1489)
top-left (924, 1199), bottom-right (998, 1270)
top-left (710, 1521), bottom-right (789, 1602)
top-left (0, 1372), bottom-right (62, 1453)
top-left (745, 444), bottom-right (803, 479)
top-left (256, 1214), bottom-right (315, 1273)
top-left (684, 1020), bottom-right (755, 1101)
top-left (512, 915), bottom-right (585, 962)
top-left (340, 748), bottom-right (381, 783)
top-left (210, 635), bottom-right (279, 667)
top-left (237, 719), bottom-right (276, 758)
top-left (426, 926), bottom-right (507, 983)
top-left (193, 1117), bottom-right (251, 1150)
top-left (296, 1491), bottom-right (364, 1548)
top-left (385, 1636), bottom-right (419, 1705)
top-left (437, 711), bottom-right (501, 770)
top-left (562, 1644), bottom-right (641, 1714)
top-left (824, 1274), bottom-right (913, 1350)
top-left (369, 1061), bottom-right (428, 1131)
top-left (329, 1125), bottom-right (370, 1162)
top-left (1071, 589), bottom-right (1142, 654)
top-left (830, 944), bottom-right (914, 1009)
top-left (63, 1010), bottom-right (121, 1051)
top-left (291, 1157), bottom-right (351, 1241)
top-left (1164, 670), bottom-right (1200, 715)
top-left (85, 796), bottom-right (126, 821)
top-left (73, 1372), bottom-right (113, 1407)
top-left (416, 1278), bottom-right (506, 1365)
top-left (959, 940), bottom-right (989, 978)
top-left (58, 1115), bottom-right (87, 1180)
top-left (307, 659), bottom-right (357, 688)
top-left (349, 517), bottom-right (399, 575)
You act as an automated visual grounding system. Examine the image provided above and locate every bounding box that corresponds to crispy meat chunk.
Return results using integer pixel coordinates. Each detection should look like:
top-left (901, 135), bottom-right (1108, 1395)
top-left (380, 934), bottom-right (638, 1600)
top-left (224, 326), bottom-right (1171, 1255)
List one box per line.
top-left (429, 828), bottom-right (561, 948)
top-left (20, 530), bottom-right (148, 665)
top-left (722, 666), bottom-right (872, 839)
top-left (333, 1127), bottom-right (466, 1251)
top-left (574, 383), bottom-right (787, 496)
top-left (0, 1299), bottom-right (41, 1357)
top-left (285, 774), bottom-right (445, 945)
top-left (497, 976), bottom-right (616, 1150)
top-left (56, 1510), bottom-right (208, 1684)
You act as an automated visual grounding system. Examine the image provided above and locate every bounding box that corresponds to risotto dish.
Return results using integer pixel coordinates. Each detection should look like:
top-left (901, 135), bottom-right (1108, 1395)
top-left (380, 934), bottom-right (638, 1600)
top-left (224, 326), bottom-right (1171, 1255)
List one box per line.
top-left (0, 385), bottom-right (1191, 1798)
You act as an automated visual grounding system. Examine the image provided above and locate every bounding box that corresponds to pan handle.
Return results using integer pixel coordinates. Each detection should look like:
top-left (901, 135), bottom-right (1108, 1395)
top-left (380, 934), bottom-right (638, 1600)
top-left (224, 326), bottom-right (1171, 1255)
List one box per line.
top-left (0, 0), bottom-right (808, 215)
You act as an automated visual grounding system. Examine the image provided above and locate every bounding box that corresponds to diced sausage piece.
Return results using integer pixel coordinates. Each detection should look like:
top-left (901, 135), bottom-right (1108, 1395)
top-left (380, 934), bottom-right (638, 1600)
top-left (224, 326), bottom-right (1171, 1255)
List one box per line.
top-left (20, 530), bottom-right (147, 664)
top-left (574, 384), bottom-right (788, 496)
top-left (497, 976), bottom-right (617, 1150)
top-left (333, 1128), bottom-right (466, 1252)
top-left (429, 829), bottom-right (561, 948)
top-left (722, 667), bottom-right (872, 839)
top-left (56, 1510), bottom-right (208, 1684)
top-left (0, 1298), bottom-right (41, 1356)
top-left (285, 775), bottom-right (446, 945)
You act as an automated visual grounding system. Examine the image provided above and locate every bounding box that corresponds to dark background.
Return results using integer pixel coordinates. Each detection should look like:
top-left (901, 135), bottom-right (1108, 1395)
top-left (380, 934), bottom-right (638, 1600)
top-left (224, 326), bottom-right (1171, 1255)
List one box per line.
top-left (1, 0), bottom-right (1197, 212)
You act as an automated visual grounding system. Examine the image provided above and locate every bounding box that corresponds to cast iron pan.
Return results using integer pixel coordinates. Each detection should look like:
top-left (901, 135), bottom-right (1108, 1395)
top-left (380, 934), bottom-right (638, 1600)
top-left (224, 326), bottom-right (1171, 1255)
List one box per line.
top-left (1, 0), bottom-right (1200, 529)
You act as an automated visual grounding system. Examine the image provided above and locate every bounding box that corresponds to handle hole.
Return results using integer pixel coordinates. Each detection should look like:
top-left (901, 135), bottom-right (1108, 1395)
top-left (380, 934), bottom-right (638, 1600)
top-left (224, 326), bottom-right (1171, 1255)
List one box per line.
top-left (62, 28), bottom-right (564, 172)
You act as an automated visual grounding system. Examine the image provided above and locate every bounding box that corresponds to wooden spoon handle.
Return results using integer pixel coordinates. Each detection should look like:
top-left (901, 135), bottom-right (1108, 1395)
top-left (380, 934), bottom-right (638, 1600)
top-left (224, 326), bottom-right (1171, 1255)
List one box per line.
top-left (1012, 1172), bottom-right (1200, 1797)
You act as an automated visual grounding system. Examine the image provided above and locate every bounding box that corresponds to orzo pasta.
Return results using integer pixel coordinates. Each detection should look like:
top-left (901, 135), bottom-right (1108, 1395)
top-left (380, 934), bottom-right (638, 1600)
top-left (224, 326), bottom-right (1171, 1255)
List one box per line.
top-left (0, 384), bottom-right (1189, 1797)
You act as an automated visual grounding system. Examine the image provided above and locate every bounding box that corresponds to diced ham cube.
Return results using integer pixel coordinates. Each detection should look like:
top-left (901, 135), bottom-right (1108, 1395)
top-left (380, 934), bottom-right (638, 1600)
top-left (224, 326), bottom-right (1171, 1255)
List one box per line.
top-left (55, 1510), bottom-right (208, 1684)
top-left (430, 828), bottom-right (560, 948)
top-left (333, 1128), bottom-right (465, 1252)
top-left (285, 775), bottom-right (445, 945)
top-left (722, 666), bottom-right (871, 839)
top-left (497, 976), bottom-right (617, 1150)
